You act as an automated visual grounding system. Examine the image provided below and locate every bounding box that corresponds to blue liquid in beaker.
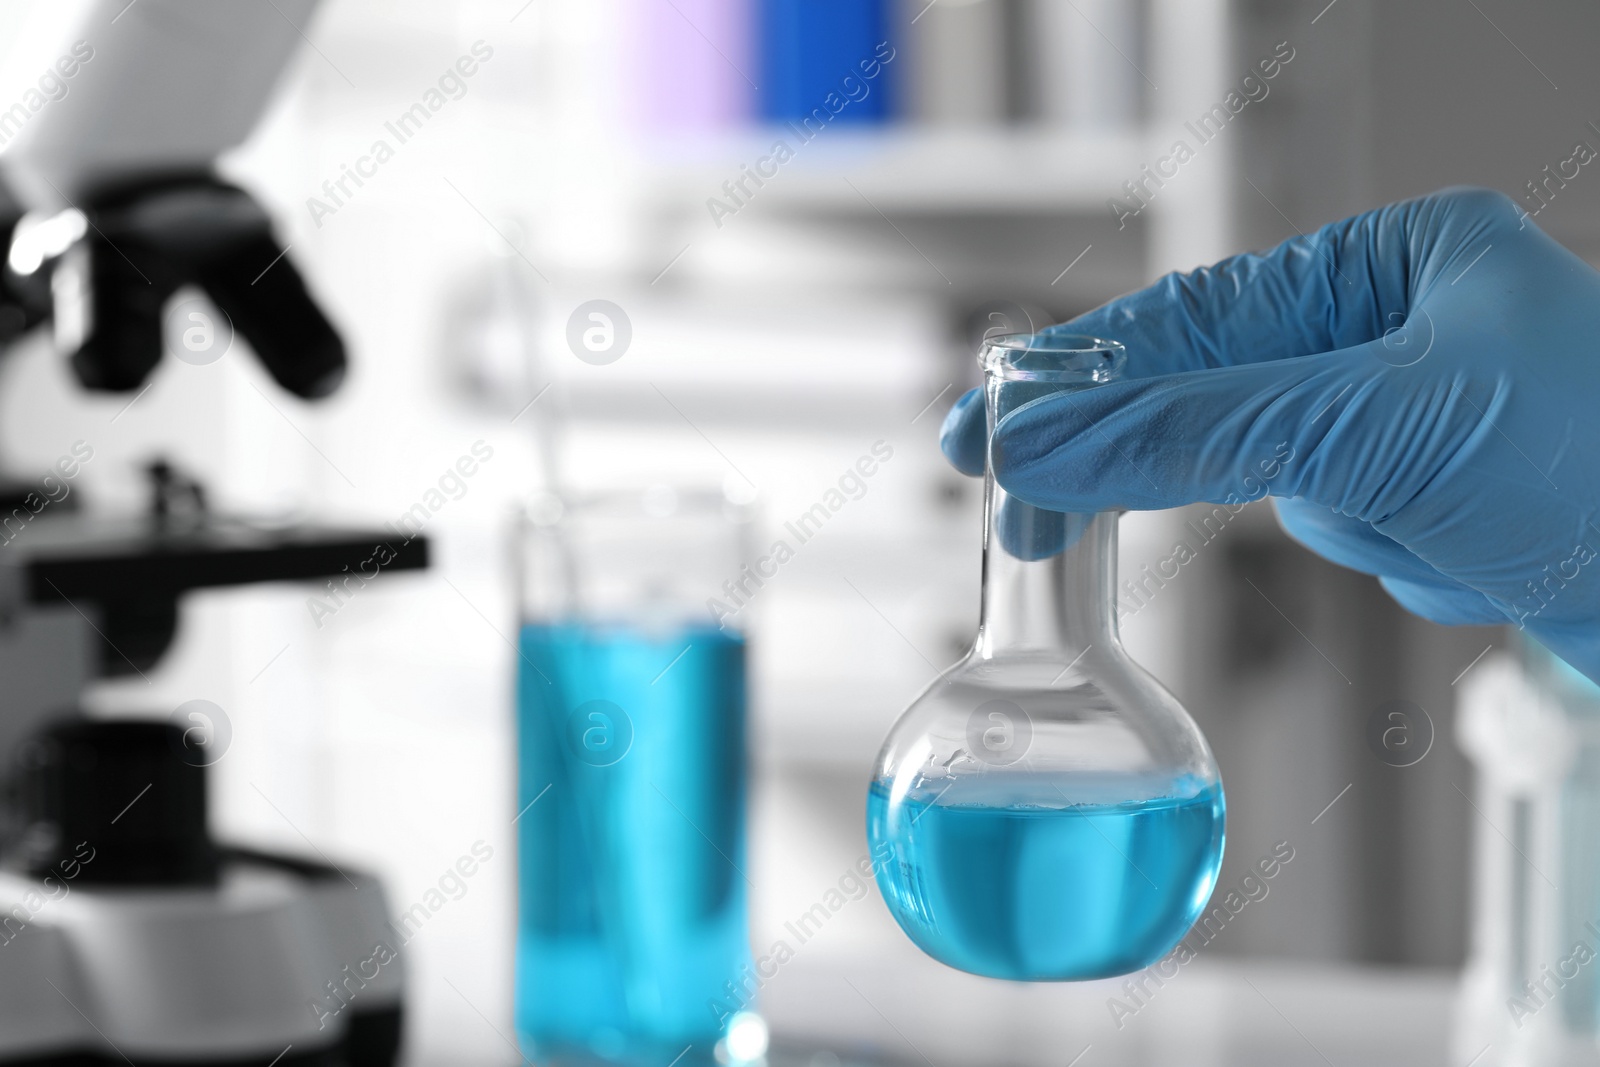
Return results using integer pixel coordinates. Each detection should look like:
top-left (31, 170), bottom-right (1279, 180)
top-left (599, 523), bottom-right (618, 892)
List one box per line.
top-left (515, 620), bottom-right (750, 1062)
top-left (867, 774), bottom-right (1224, 980)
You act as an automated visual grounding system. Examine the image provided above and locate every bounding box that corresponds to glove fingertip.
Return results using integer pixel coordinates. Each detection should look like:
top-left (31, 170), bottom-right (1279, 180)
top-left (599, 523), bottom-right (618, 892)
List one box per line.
top-left (939, 388), bottom-right (987, 476)
top-left (990, 396), bottom-right (1126, 511)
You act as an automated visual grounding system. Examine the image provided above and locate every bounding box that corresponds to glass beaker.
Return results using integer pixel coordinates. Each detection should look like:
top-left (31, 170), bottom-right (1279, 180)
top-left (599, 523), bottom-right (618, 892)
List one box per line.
top-left (514, 485), bottom-right (756, 1064)
top-left (867, 334), bottom-right (1225, 981)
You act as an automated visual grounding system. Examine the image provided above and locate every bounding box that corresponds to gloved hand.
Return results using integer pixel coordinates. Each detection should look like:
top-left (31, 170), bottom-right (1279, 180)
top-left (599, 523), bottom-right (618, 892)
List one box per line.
top-left (942, 188), bottom-right (1600, 684)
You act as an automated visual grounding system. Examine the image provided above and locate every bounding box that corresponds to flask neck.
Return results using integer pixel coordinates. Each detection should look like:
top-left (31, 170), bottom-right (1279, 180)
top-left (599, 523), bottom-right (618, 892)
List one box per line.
top-left (975, 372), bottom-right (1119, 660)
top-left (975, 487), bottom-right (1119, 659)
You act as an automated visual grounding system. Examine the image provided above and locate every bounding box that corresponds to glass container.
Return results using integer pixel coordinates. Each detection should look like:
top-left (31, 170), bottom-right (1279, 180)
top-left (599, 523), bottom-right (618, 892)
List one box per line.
top-left (514, 485), bottom-right (758, 1065)
top-left (1456, 639), bottom-right (1600, 1067)
top-left (867, 333), bottom-right (1225, 981)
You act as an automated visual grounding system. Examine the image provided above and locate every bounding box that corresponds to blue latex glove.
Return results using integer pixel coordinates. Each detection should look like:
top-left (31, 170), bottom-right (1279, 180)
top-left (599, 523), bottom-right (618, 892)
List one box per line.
top-left (941, 188), bottom-right (1600, 684)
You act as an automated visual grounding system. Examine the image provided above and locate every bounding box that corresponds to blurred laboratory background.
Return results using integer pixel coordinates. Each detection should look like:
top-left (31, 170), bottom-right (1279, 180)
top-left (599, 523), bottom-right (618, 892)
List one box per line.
top-left (4, 0), bottom-right (1600, 1065)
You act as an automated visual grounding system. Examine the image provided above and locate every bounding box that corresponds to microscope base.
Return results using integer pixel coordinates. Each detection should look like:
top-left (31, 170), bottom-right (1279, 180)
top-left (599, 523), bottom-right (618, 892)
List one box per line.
top-left (0, 850), bottom-right (403, 1067)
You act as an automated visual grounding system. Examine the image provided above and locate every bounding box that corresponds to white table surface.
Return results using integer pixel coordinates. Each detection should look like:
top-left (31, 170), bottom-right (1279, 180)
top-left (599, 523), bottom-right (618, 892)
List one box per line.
top-left (760, 945), bottom-right (1457, 1067)
top-left (408, 946), bottom-right (1459, 1066)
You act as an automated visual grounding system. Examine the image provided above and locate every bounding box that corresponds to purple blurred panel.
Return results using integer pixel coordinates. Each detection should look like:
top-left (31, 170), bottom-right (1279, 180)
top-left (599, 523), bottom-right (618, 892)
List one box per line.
top-left (625, 0), bottom-right (753, 131)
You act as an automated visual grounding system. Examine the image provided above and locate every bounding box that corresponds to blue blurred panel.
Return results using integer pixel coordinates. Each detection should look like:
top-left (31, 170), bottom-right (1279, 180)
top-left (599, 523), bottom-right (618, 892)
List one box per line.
top-left (758, 0), bottom-right (896, 124)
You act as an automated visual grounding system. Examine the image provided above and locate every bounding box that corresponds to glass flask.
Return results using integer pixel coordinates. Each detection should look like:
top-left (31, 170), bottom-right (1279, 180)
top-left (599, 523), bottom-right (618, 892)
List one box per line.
top-left (867, 333), bottom-right (1226, 981)
top-left (514, 485), bottom-right (759, 1065)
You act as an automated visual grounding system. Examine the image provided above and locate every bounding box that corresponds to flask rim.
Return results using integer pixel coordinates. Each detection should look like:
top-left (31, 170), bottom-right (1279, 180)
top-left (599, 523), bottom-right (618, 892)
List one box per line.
top-left (979, 332), bottom-right (1126, 383)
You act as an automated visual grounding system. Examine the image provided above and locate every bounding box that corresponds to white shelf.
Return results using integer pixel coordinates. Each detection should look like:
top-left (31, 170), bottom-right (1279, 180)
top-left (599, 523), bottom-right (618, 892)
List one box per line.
top-left (627, 125), bottom-right (1152, 214)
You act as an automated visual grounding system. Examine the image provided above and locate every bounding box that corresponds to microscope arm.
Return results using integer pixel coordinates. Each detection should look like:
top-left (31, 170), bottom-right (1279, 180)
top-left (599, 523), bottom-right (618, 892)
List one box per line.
top-left (0, 0), bottom-right (344, 399)
top-left (0, 0), bottom-right (320, 207)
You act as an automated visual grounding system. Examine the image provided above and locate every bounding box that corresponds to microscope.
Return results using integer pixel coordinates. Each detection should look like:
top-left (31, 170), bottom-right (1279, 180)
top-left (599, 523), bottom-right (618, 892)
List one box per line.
top-left (0, 3), bottom-right (423, 1064)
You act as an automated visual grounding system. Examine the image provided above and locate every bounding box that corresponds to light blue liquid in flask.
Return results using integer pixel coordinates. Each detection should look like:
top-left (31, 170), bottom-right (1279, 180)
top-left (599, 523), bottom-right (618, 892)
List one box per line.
top-left (867, 335), bottom-right (1226, 981)
top-left (868, 776), bottom-right (1224, 979)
